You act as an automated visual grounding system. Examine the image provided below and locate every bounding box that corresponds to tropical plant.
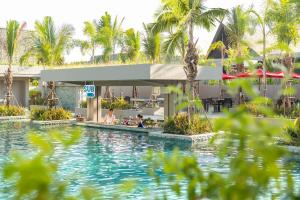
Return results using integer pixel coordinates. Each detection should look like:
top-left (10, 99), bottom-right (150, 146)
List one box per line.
top-left (76, 21), bottom-right (99, 63)
top-left (225, 5), bottom-right (251, 72)
top-left (20, 16), bottom-right (74, 66)
top-left (3, 20), bottom-right (26, 106)
top-left (164, 112), bottom-right (211, 135)
top-left (266, 0), bottom-right (299, 109)
top-left (101, 97), bottom-right (133, 110)
top-left (152, 0), bottom-right (227, 117)
top-left (20, 16), bottom-right (74, 108)
top-left (248, 4), bottom-right (271, 97)
top-left (97, 12), bottom-right (124, 63)
top-left (266, 0), bottom-right (299, 72)
top-left (121, 28), bottom-right (141, 62)
top-left (30, 108), bottom-right (72, 121)
top-left (0, 105), bottom-right (25, 116)
top-left (142, 23), bottom-right (161, 64)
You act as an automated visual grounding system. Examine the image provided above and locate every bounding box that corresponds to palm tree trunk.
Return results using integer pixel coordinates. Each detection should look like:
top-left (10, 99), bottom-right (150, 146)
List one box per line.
top-left (91, 43), bottom-right (95, 64)
top-left (283, 54), bottom-right (294, 109)
top-left (184, 21), bottom-right (199, 120)
top-left (5, 64), bottom-right (13, 107)
top-left (262, 27), bottom-right (267, 97)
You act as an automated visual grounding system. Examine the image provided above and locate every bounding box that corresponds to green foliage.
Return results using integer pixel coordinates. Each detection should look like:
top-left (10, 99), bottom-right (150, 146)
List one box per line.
top-left (120, 28), bottom-right (141, 63)
top-left (5, 20), bottom-right (25, 64)
top-left (101, 97), bottom-right (133, 110)
top-left (97, 12), bottom-right (124, 63)
top-left (164, 113), bottom-right (211, 135)
top-left (152, 0), bottom-right (227, 60)
top-left (147, 80), bottom-right (299, 199)
top-left (284, 120), bottom-right (300, 145)
top-left (0, 105), bottom-right (25, 116)
top-left (20, 16), bottom-right (74, 66)
top-left (274, 106), bottom-right (300, 119)
top-left (142, 23), bottom-right (161, 63)
top-left (29, 90), bottom-right (45, 105)
top-left (80, 100), bottom-right (87, 108)
top-left (244, 97), bottom-right (274, 117)
top-left (266, 0), bottom-right (299, 51)
top-left (30, 108), bottom-right (72, 121)
top-left (225, 6), bottom-right (251, 50)
top-left (143, 118), bottom-right (156, 128)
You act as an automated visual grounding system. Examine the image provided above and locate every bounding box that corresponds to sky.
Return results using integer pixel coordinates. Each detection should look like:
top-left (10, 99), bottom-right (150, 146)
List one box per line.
top-left (0, 0), bottom-right (264, 62)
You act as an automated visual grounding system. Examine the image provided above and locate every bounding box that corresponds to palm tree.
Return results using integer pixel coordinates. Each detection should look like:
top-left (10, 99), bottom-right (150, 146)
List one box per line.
top-left (152, 0), bottom-right (227, 117)
top-left (266, 0), bottom-right (299, 109)
top-left (121, 28), bottom-right (141, 99)
top-left (248, 5), bottom-right (271, 97)
top-left (21, 16), bottom-right (74, 108)
top-left (3, 20), bottom-right (26, 106)
top-left (97, 12), bottom-right (124, 99)
top-left (225, 5), bottom-right (250, 72)
top-left (142, 23), bottom-right (161, 64)
top-left (76, 21), bottom-right (99, 63)
top-left (97, 12), bottom-right (124, 63)
top-left (121, 28), bottom-right (141, 62)
top-left (21, 16), bottom-right (74, 66)
top-left (163, 31), bottom-right (188, 63)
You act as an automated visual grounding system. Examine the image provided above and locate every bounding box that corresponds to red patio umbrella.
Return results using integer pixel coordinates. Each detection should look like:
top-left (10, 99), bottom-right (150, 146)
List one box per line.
top-left (222, 73), bottom-right (236, 80)
top-left (236, 72), bottom-right (252, 78)
top-left (292, 73), bottom-right (300, 79)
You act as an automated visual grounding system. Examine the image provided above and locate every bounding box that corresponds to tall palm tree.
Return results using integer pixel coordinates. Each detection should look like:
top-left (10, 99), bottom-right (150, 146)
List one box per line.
top-left (4, 20), bottom-right (26, 106)
top-left (97, 12), bottom-right (124, 99)
top-left (266, 0), bottom-right (299, 109)
top-left (248, 4), bottom-right (271, 97)
top-left (225, 5), bottom-right (250, 72)
top-left (21, 16), bottom-right (74, 108)
top-left (142, 23), bottom-right (161, 64)
top-left (121, 28), bottom-right (141, 99)
top-left (121, 28), bottom-right (141, 62)
top-left (152, 0), bottom-right (227, 117)
top-left (21, 16), bottom-right (74, 66)
top-left (97, 12), bottom-right (124, 63)
top-left (76, 21), bottom-right (99, 63)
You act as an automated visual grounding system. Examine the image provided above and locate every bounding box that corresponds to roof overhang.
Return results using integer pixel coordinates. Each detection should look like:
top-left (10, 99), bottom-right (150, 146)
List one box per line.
top-left (41, 63), bottom-right (222, 86)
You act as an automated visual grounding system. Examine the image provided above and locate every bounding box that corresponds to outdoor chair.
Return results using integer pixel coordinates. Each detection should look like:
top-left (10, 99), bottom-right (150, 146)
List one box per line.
top-left (224, 98), bottom-right (233, 109)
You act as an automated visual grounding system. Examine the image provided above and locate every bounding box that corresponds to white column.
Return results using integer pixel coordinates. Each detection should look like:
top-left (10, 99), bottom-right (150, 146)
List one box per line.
top-left (164, 92), bottom-right (176, 119)
top-left (24, 79), bottom-right (30, 107)
top-left (87, 86), bottom-right (102, 122)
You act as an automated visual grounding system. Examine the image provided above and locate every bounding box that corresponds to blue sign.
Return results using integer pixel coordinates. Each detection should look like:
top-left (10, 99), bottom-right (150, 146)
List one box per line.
top-left (83, 85), bottom-right (95, 98)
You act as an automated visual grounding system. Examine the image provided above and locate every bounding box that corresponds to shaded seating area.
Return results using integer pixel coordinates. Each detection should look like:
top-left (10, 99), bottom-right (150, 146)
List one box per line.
top-left (202, 97), bottom-right (233, 113)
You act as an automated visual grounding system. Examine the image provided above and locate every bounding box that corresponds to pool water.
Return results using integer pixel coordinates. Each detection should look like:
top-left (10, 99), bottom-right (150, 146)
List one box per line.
top-left (0, 122), bottom-right (299, 199)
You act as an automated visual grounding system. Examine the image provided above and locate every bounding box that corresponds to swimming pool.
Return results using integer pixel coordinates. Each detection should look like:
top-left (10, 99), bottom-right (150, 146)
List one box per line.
top-left (0, 121), bottom-right (299, 199)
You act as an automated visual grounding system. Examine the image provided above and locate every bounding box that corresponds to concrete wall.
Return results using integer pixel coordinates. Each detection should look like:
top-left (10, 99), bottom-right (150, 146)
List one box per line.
top-left (0, 78), bottom-right (29, 107)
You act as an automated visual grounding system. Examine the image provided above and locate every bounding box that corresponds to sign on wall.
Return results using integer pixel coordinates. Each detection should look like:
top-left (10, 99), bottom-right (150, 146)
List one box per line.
top-left (83, 85), bottom-right (95, 98)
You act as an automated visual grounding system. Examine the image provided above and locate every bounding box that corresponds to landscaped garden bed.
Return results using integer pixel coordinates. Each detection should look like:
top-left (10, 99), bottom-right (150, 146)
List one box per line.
top-left (0, 105), bottom-right (26, 121)
top-left (30, 107), bottom-right (74, 125)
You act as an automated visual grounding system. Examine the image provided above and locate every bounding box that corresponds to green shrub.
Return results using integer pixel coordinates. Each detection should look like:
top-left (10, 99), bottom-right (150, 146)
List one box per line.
top-left (102, 97), bottom-right (133, 110)
top-left (29, 90), bottom-right (42, 98)
top-left (283, 118), bottom-right (300, 145)
top-left (0, 105), bottom-right (25, 116)
top-left (274, 106), bottom-right (300, 118)
top-left (31, 108), bottom-right (72, 121)
top-left (164, 113), bottom-right (212, 135)
top-left (29, 90), bottom-right (45, 105)
top-left (80, 100), bottom-right (87, 108)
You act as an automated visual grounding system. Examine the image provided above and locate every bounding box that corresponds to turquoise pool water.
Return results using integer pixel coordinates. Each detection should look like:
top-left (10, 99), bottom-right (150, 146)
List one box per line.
top-left (0, 121), bottom-right (299, 199)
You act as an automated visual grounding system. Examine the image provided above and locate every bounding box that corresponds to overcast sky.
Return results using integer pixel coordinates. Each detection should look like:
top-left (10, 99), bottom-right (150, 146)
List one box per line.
top-left (0, 0), bottom-right (264, 62)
